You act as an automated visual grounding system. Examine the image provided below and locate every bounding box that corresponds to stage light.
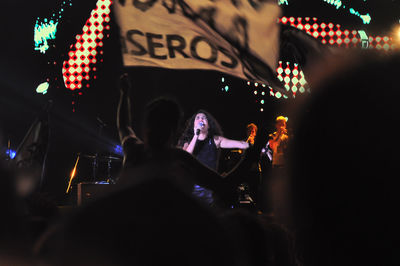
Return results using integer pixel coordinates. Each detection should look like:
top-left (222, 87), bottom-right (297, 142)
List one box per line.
top-left (66, 154), bottom-right (80, 194)
top-left (6, 149), bottom-right (16, 159)
top-left (36, 82), bottom-right (49, 95)
top-left (114, 145), bottom-right (123, 156)
top-left (34, 0), bottom-right (73, 54)
top-left (389, 25), bottom-right (400, 48)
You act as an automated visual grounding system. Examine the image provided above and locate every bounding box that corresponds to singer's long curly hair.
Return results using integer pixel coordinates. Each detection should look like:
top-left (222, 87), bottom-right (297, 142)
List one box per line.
top-left (177, 109), bottom-right (223, 148)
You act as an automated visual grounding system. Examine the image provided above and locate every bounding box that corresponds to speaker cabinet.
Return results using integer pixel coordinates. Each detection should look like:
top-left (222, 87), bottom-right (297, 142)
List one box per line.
top-left (77, 182), bottom-right (111, 206)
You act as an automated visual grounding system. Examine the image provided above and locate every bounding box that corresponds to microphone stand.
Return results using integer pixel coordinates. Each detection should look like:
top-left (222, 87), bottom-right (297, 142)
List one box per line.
top-left (92, 152), bottom-right (98, 182)
top-left (93, 117), bottom-right (106, 182)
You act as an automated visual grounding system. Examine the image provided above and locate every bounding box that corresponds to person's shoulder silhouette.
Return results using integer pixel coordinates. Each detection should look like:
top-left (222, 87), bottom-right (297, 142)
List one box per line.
top-left (287, 50), bottom-right (400, 266)
top-left (37, 177), bottom-right (242, 265)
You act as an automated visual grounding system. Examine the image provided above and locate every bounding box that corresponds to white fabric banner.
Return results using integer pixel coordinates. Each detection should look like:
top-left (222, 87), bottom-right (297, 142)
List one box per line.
top-left (113, 0), bottom-right (281, 86)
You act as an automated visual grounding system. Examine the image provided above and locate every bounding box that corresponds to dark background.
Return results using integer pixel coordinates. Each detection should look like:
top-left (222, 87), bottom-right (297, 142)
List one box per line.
top-left (1, 0), bottom-right (399, 204)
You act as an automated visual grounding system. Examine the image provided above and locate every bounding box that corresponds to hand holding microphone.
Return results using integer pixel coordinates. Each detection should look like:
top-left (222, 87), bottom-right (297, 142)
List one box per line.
top-left (278, 126), bottom-right (287, 135)
top-left (195, 121), bottom-right (205, 135)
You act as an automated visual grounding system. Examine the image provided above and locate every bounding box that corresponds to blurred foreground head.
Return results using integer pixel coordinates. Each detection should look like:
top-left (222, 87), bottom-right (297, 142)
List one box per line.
top-left (144, 97), bottom-right (182, 149)
top-left (287, 50), bottom-right (400, 266)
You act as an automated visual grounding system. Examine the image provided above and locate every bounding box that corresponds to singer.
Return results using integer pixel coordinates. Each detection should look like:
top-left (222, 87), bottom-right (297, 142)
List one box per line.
top-left (178, 110), bottom-right (249, 205)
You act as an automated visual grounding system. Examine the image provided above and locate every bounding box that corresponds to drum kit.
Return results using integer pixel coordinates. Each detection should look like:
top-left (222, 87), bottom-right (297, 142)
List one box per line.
top-left (66, 117), bottom-right (123, 191)
top-left (78, 153), bottom-right (123, 184)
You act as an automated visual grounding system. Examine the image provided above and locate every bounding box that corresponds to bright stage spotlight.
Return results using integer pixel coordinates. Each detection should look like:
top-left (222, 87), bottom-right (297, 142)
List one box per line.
top-left (6, 149), bottom-right (16, 159)
top-left (113, 145), bottom-right (123, 156)
top-left (396, 26), bottom-right (400, 43)
top-left (389, 24), bottom-right (400, 49)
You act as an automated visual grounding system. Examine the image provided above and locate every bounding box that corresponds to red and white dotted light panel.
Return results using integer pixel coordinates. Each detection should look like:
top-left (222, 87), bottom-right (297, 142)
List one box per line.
top-left (62, 0), bottom-right (112, 91)
top-left (279, 16), bottom-right (395, 50)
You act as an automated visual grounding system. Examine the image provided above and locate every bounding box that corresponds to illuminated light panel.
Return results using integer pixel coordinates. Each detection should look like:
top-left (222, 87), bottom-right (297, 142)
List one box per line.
top-left (349, 8), bottom-right (371, 25)
top-left (249, 61), bottom-right (307, 101)
top-left (265, 17), bottom-right (397, 101)
top-left (62, 0), bottom-right (112, 91)
top-left (321, 0), bottom-right (371, 24)
top-left (36, 81), bottom-right (50, 95)
top-left (249, 60), bottom-right (308, 102)
top-left (279, 17), bottom-right (395, 50)
top-left (278, 0), bottom-right (289, 5)
top-left (323, 0), bottom-right (343, 9)
top-left (34, 0), bottom-right (73, 53)
top-left (275, 61), bottom-right (308, 98)
top-left (34, 19), bottom-right (58, 53)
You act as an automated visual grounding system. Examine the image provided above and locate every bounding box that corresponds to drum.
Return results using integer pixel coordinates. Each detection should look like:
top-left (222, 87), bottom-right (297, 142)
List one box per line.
top-left (78, 153), bottom-right (123, 183)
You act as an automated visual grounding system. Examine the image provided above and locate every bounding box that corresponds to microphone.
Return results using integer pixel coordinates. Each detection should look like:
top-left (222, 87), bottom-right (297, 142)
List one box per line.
top-left (196, 122), bottom-right (204, 135)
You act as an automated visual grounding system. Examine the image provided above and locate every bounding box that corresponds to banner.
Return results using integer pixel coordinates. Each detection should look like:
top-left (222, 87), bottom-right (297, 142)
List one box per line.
top-left (113, 0), bottom-right (284, 91)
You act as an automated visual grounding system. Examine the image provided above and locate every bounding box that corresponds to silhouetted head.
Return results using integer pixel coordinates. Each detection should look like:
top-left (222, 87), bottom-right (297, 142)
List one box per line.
top-left (144, 97), bottom-right (182, 150)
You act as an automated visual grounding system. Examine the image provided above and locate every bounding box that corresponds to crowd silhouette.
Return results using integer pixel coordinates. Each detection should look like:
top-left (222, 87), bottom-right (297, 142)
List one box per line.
top-left (1, 50), bottom-right (399, 265)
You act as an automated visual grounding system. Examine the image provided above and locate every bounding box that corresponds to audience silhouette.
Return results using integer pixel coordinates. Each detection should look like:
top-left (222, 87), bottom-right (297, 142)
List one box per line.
top-left (25, 51), bottom-right (400, 266)
top-left (284, 50), bottom-right (400, 266)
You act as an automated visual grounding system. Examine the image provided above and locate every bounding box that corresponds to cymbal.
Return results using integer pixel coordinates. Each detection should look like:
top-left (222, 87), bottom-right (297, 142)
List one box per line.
top-left (98, 155), bottom-right (122, 161)
top-left (80, 154), bottom-right (122, 161)
top-left (81, 154), bottom-right (97, 159)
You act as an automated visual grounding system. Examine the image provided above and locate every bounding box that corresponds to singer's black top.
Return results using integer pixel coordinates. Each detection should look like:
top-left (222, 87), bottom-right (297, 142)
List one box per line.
top-left (192, 136), bottom-right (219, 205)
top-left (193, 136), bottom-right (218, 171)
